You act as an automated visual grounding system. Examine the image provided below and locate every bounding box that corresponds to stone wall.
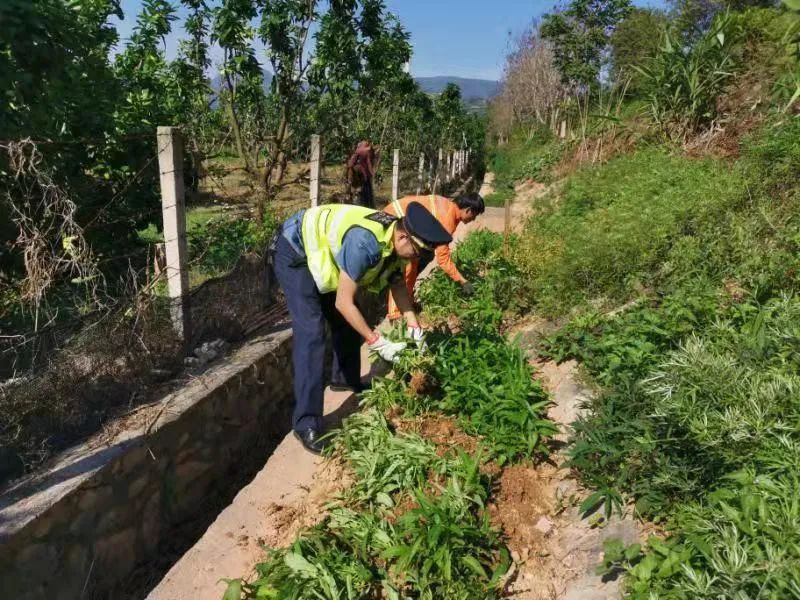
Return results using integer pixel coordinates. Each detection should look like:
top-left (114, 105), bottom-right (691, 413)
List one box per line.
top-left (0, 328), bottom-right (294, 599)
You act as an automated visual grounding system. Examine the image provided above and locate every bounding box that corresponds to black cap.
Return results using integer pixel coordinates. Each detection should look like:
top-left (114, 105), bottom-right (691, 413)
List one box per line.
top-left (402, 201), bottom-right (452, 250)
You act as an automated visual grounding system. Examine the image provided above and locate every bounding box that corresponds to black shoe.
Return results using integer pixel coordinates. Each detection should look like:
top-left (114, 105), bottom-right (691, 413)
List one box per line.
top-left (293, 428), bottom-right (328, 455)
top-left (329, 381), bottom-right (368, 393)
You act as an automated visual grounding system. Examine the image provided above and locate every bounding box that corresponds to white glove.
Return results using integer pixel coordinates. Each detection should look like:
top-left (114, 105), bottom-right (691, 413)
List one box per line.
top-left (406, 326), bottom-right (427, 351)
top-left (368, 335), bottom-right (407, 363)
top-left (406, 326), bottom-right (424, 342)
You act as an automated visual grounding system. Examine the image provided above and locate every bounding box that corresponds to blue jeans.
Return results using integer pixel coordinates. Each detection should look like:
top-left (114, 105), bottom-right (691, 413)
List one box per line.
top-left (272, 234), bottom-right (362, 432)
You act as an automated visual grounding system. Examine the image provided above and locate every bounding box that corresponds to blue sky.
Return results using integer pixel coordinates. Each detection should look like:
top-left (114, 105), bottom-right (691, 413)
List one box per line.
top-left (114, 0), bottom-right (667, 81)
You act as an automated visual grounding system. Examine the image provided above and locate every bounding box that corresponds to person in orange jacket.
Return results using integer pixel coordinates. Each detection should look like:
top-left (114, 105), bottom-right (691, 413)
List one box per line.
top-left (384, 192), bottom-right (485, 320)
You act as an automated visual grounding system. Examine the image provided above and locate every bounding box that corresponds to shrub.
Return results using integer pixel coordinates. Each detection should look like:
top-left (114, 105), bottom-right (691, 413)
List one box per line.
top-left (188, 211), bottom-right (277, 277)
top-left (637, 12), bottom-right (739, 139)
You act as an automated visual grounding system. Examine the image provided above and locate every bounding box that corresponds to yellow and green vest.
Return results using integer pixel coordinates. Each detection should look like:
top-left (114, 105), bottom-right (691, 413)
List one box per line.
top-left (301, 204), bottom-right (404, 294)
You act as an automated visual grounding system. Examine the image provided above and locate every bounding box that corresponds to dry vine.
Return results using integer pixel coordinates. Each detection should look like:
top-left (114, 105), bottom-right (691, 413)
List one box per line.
top-left (3, 139), bottom-right (105, 330)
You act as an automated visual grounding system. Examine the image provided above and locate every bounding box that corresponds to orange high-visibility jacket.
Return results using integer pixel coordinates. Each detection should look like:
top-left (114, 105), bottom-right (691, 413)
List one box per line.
top-left (384, 195), bottom-right (466, 284)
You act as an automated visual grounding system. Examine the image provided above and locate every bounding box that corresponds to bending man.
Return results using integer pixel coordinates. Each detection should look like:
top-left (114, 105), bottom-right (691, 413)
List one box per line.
top-left (272, 202), bottom-right (452, 454)
top-left (384, 192), bottom-right (485, 320)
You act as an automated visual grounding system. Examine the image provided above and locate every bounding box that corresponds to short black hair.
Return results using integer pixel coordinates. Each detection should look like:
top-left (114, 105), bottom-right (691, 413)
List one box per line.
top-left (455, 192), bottom-right (485, 215)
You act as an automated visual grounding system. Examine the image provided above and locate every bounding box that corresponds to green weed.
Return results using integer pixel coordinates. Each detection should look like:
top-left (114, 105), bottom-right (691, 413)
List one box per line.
top-left (514, 148), bottom-right (743, 316)
top-left (227, 230), bottom-right (553, 600)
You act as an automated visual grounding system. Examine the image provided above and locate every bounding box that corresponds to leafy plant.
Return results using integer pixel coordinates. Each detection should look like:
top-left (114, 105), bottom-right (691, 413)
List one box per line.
top-left (637, 12), bottom-right (739, 138)
top-left (187, 212), bottom-right (277, 276)
top-left (334, 409), bottom-right (441, 508)
top-left (384, 474), bottom-right (510, 598)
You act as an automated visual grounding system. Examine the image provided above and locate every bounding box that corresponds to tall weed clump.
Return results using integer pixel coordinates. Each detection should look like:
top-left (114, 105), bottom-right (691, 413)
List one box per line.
top-left (637, 12), bottom-right (739, 140)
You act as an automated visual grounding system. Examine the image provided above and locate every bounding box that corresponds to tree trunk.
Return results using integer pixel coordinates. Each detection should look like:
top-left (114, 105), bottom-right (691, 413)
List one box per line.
top-left (224, 69), bottom-right (250, 172)
top-left (263, 107), bottom-right (290, 191)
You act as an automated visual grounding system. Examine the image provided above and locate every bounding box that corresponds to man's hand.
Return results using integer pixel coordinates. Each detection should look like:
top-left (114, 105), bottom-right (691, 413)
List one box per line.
top-left (369, 335), bottom-right (407, 363)
top-left (461, 281), bottom-right (475, 297)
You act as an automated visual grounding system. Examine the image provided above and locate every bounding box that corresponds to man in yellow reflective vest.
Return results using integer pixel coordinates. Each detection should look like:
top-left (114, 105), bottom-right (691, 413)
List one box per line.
top-left (384, 192), bottom-right (485, 320)
top-left (271, 203), bottom-right (452, 453)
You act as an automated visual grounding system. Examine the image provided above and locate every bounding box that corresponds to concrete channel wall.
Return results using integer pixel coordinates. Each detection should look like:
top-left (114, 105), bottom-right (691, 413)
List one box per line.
top-left (0, 328), bottom-right (294, 599)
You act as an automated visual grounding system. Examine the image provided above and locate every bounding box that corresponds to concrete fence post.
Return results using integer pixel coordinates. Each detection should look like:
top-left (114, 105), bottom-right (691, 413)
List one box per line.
top-left (417, 153), bottom-right (425, 195)
top-left (157, 126), bottom-right (190, 344)
top-left (392, 149), bottom-right (400, 201)
top-left (436, 148), bottom-right (443, 191)
top-left (450, 151), bottom-right (456, 181)
top-left (560, 120), bottom-right (567, 139)
top-left (310, 134), bottom-right (321, 207)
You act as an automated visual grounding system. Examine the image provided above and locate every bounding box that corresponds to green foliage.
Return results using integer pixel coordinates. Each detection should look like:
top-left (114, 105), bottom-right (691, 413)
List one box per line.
top-left (418, 230), bottom-right (533, 325)
top-left (335, 409), bottom-right (441, 508)
top-left (540, 0), bottom-right (634, 88)
top-left (514, 148), bottom-right (742, 315)
top-left (610, 8), bottom-right (670, 92)
top-left (637, 13), bottom-right (739, 138)
top-left (485, 132), bottom-right (563, 207)
top-left (596, 537), bottom-right (643, 577)
top-left (227, 231), bottom-right (553, 599)
top-left (384, 476), bottom-right (510, 597)
top-left (781, 0), bottom-right (800, 110)
top-left (408, 232), bottom-right (558, 463)
top-left (188, 212), bottom-right (277, 277)
top-left (517, 107), bottom-right (800, 596)
top-left (237, 511), bottom-right (392, 598)
top-left (621, 472), bottom-right (800, 598)
top-left (544, 288), bottom-right (721, 387)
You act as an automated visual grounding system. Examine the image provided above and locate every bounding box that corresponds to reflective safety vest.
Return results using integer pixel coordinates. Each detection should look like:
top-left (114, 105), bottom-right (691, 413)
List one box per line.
top-left (301, 204), bottom-right (404, 294)
top-left (392, 195), bottom-right (439, 220)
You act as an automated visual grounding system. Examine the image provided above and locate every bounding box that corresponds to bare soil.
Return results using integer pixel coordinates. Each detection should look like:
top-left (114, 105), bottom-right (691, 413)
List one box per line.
top-left (489, 463), bottom-right (558, 556)
top-left (261, 457), bottom-right (353, 549)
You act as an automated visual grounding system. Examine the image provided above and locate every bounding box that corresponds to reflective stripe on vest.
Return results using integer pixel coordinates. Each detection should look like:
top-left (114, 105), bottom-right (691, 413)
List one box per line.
top-left (301, 205), bottom-right (401, 294)
top-left (392, 195), bottom-right (439, 219)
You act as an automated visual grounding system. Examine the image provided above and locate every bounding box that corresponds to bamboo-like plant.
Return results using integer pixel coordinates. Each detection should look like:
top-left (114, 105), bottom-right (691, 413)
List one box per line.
top-left (637, 12), bottom-right (738, 140)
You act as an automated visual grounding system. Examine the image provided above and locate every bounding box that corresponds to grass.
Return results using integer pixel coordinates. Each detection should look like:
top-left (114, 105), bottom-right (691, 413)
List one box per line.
top-left (509, 113), bottom-right (800, 597)
top-left (225, 231), bottom-right (553, 599)
top-left (513, 147), bottom-right (744, 316)
top-left (484, 131), bottom-right (564, 207)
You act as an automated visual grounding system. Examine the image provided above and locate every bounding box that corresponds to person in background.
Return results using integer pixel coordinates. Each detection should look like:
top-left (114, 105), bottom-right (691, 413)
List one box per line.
top-left (384, 192), bottom-right (485, 320)
top-left (271, 202), bottom-right (452, 454)
top-left (346, 140), bottom-right (378, 208)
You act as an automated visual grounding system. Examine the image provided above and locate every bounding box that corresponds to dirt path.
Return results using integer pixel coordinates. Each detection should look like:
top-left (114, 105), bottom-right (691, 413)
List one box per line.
top-left (500, 355), bottom-right (640, 599)
top-left (149, 174), bottom-right (639, 600)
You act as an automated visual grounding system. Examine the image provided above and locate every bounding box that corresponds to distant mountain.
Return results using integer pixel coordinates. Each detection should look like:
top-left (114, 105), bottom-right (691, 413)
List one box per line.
top-left (414, 77), bottom-right (500, 102)
top-left (211, 72), bottom-right (499, 104)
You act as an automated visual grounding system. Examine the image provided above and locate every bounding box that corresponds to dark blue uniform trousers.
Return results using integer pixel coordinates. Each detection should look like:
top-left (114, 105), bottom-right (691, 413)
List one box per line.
top-left (272, 234), bottom-right (362, 432)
